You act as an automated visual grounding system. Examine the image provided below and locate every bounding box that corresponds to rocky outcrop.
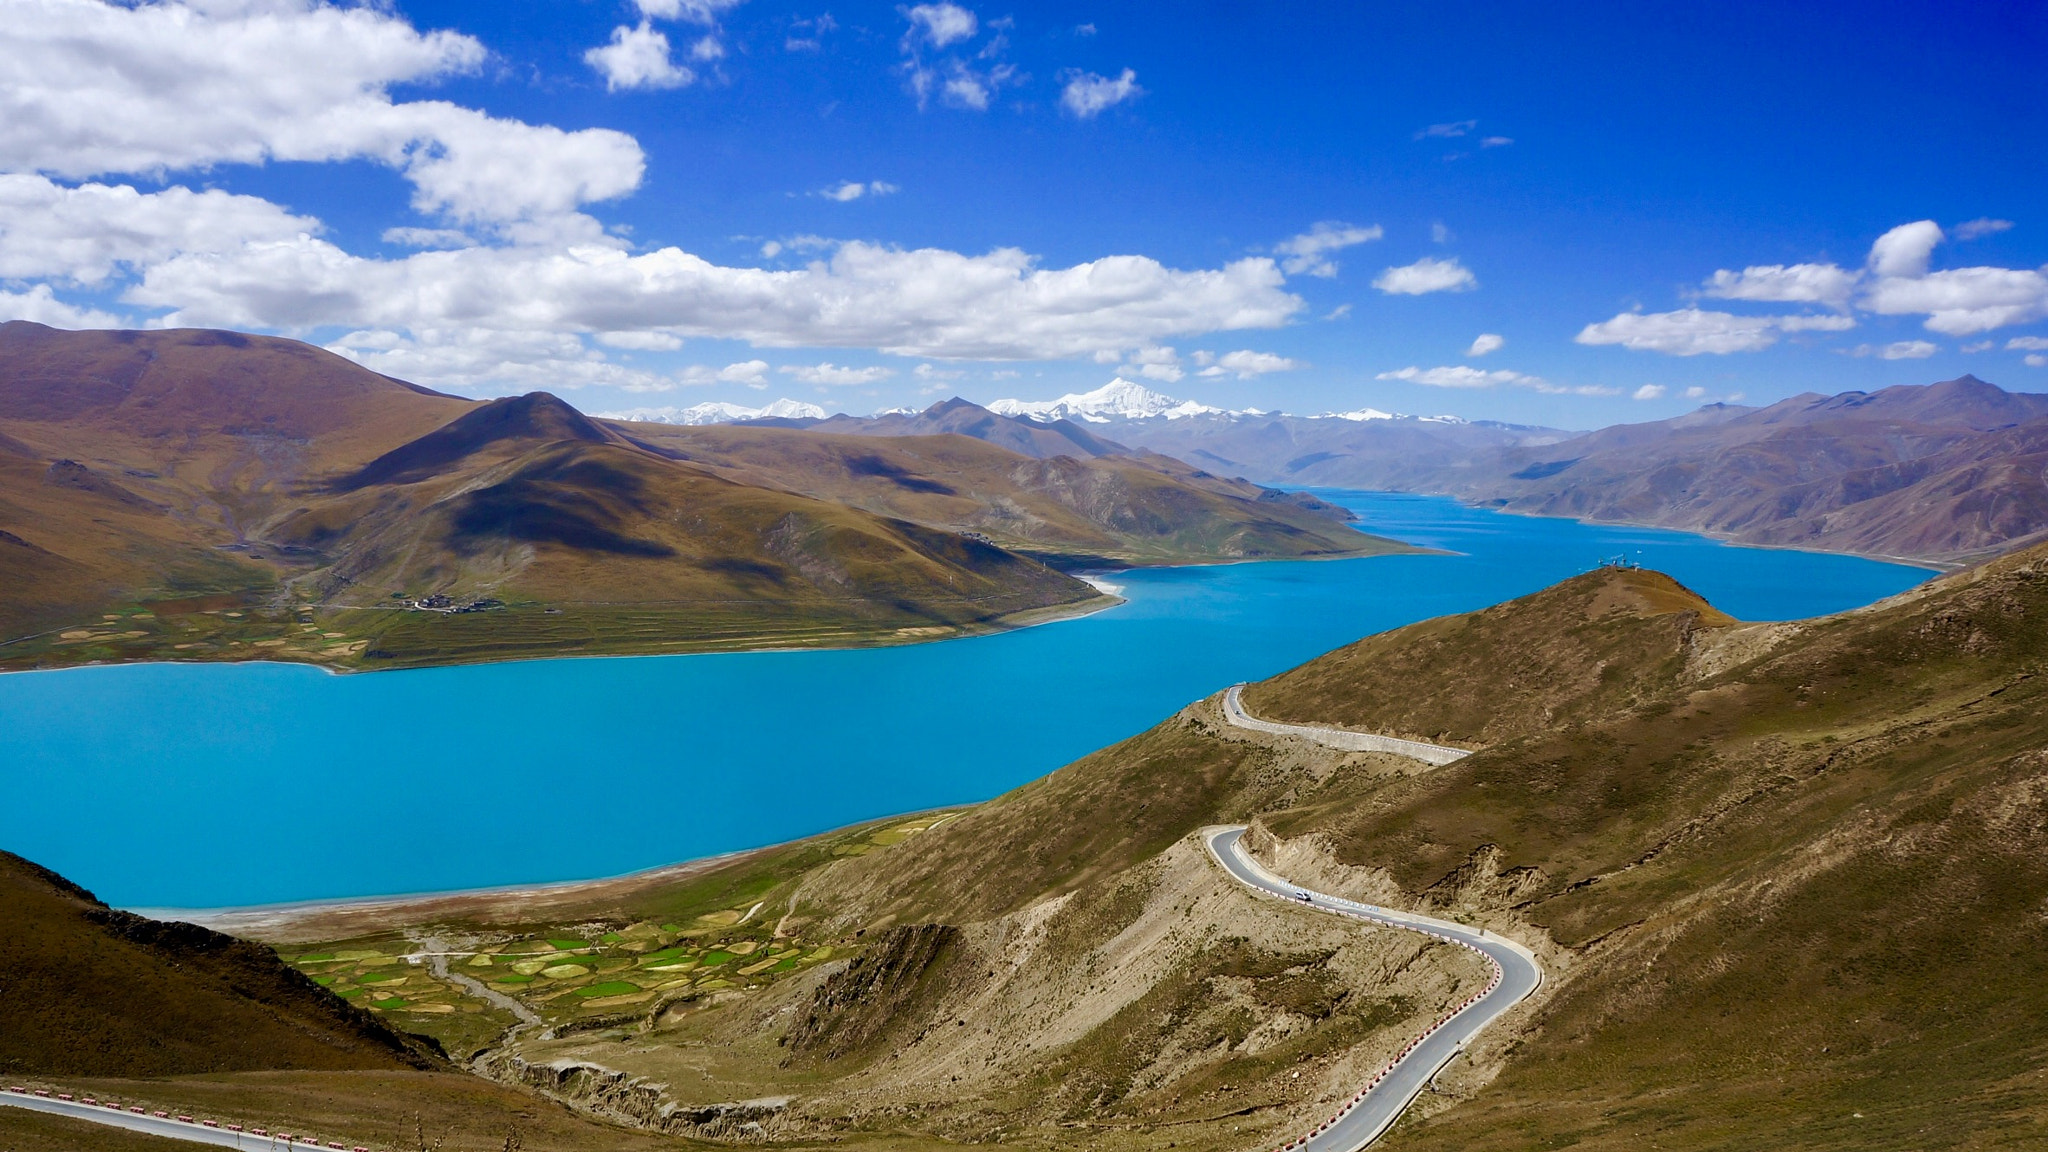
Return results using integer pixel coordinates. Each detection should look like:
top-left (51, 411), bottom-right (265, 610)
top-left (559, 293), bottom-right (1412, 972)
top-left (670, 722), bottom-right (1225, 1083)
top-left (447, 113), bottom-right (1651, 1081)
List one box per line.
top-left (784, 924), bottom-right (961, 1061)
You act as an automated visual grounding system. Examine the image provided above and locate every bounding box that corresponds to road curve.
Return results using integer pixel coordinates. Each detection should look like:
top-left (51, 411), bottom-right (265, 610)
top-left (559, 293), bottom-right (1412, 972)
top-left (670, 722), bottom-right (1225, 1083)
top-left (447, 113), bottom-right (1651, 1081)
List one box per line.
top-left (1204, 826), bottom-right (1542, 1152)
top-left (0, 1087), bottom-right (352, 1149)
top-left (1221, 685), bottom-right (1470, 766)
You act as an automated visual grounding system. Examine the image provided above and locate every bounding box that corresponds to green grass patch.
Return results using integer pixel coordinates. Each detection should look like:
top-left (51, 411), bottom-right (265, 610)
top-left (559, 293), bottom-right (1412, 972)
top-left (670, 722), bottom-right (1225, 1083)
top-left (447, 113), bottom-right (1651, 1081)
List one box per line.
top-left (488, 974), bottom-right (535, 985)
top-left (547, 939), bottom-right (590, 951)
top-left (355, 971), bottom-right (406, 984)
top-left (576, 981), bottom-right (641, 998)
top-left (336, 987), bottom-right (366, 999)
top-left (370, 997), bottom-right (407, 1010)
top-left (295, 953), bottom-right (335, 963)
top-left (698, 950), bottom-right (734, 967)
top-left (310, 976), bottom-right (335, 986)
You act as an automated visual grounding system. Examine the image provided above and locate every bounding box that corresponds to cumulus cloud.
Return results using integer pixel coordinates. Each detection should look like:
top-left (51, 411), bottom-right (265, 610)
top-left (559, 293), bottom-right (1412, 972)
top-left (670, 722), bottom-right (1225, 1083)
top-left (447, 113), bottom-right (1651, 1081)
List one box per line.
top-left (2008, 337), bottom-right (2048, 351)
top-left (585, 22), bottom-right (694, 91)
top-left (1480, 136), bottom-right (1512, 147)
top-left (1684, 386), bottom-right (1707, 399)
top-left (821, 180), bottom-right (899, 202)
top-left (1702, 262), bottom-right (1858, 309)
top-left (1197, 350), bottom-right (1301, 378)
top-left (1633, 384), bottom-right (1666, 400)
top-left (1373, 256), bottom-right (1476, 295)
top-left (0, 0), bottom-right (645, 229)
top-left (1274, 222), bottom-right (1383, 278)
top-left (1120, 344), bottom-right (1182, 381)
top-left (0, 174), bottom-right (316, 284)
top-left (1953, 218), bottom-right (2014, 241)
top-left (0, 283), bottom-right (123, 328)
top-left (129, 236), bottom-right (1303, 362)
top-left (1867, 220), bottom-right (1945, 279)
top-left (1845, 340), bottom-right (1939, 360)
top-left (1061, 69), bottom-right (1141, 118)
top-left (1465, 332), bottom-right (1504, 357)
top-left (781, 362), bottom-right (896, 386)
top-left (1576, 308), bottom-right (1853, 355)
top-left (2029, 354), bottom-right (2047, 368)
top-left (1660, 221), bottom-right (2048, 343)
top-left (903, 2), bottom-right (977, 48)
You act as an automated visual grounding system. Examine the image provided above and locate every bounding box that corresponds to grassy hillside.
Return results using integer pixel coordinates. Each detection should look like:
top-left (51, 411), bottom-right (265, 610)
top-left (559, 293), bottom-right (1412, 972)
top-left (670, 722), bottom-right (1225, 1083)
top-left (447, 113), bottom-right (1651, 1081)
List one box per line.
top-left (0, 851), bottom-right (442, 1078)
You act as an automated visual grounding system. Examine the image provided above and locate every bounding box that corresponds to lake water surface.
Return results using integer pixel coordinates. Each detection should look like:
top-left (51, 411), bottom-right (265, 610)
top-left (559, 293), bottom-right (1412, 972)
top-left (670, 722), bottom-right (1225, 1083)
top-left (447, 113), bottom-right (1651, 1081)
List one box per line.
top-left (0, 492), bottom-right (1933, 909)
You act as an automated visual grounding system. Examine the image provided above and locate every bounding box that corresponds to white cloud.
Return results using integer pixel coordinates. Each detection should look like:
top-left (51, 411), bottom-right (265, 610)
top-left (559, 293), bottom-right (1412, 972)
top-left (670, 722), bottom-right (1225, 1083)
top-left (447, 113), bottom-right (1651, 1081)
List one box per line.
top-left (1430, 222), bottom-right (1453, 244)
top-left (2028, 355), bottom-right (2046, 368)
top-left (0, 283), bottom-right (122, 328)
top-left (1844, 341), bottom-right (1940, 360)
top-left (634, 0), bottom-right (746, 22)
top-left (1702, 262), bottom-right (1857, 309)
top-left (903, 3), bottom-right (977, 48)
top-left (1197, 349), bottom-right (1301, 378)
top-left (689, 35), bottom-right (726, 61)
top-left (1465, 332), bottom-right (1504, 357)
top-left (1274, 222), bottom-right (1383, 278)
top-left (1953, 218), bottom-right (2013, 241)
top-left (1862, 263), bottom-right (2048, 335)
top-left (595, 330), bottom-right (684, 351)
top-left (0, 174), bottom-right (316, 284)
top-left (1378, 364), bottom-right (1616, 396)
top-left (1575, 308), bottom-right (1854, 355)
top-left (2007, 337), bottom-right (2048, 351)
top-left (1, 0), bottom-right (645, 228)
top-left (1480, 135), bottom-right (1512, 148)
top-left (1867, 220), bottom-right (1945, 279)
top-left (1633, 384), bottom-right (1667, 400)
top-left (130, 235), bottom-right (1305, 362)
top-left (327, 327), bottom-right (674, 394)
top-left (1121, 344), bottom-right (1182, 381)
top-left (821, 180), bottom-right (899, 202)
top-left (1061, 68), bottom-right (1142, 118)
top-left (1684, 386), bottom-right (1707, 399)
top-left (1415, 120), bottom-right (1476, 139)
top-left (1373, 256), bottom-right (1476, 295)
top-left (781, 362), bottom-right (896, 386)
top-left (382, 227), bottom-right (475, 250)
top-left (585, 22), bottom-right (694, 91)
top-left (1377, 366), bottom-right (1533, 389)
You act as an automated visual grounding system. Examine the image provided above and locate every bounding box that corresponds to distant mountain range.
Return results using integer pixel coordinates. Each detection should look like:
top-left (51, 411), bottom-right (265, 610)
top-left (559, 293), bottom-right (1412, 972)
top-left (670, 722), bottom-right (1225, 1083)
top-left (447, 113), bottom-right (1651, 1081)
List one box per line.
top-left (742, 375), bottom-right (2045, 568)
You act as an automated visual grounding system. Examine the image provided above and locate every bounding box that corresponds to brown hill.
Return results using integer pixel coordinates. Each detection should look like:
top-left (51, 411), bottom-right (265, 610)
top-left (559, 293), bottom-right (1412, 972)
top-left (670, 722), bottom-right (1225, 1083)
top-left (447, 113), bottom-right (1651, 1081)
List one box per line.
top-left (609, 418), bottom-right (1392, 567)
top-left (0, 850), bottom-right (441, 1078)
top-left (1443, 374), bottom-right (2048, 565)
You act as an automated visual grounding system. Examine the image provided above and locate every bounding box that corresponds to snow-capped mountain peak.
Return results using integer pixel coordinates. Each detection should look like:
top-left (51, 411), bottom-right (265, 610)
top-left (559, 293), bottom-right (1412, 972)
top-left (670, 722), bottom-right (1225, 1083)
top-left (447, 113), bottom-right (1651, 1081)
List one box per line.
top-left (592, 398), bottom-right (828, 425)
top-left (989, 378), bottom-right (1225, 423)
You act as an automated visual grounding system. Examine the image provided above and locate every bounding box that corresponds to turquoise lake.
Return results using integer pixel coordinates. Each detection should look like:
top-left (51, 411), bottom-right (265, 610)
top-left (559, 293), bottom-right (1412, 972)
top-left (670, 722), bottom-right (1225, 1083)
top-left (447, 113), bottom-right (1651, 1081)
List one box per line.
top-left (0, 492), bottom-right (1933, 910)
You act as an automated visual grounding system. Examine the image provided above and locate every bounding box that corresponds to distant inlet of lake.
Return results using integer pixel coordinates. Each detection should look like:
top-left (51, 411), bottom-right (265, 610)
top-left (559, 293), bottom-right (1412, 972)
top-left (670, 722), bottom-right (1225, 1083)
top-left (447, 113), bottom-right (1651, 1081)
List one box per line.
top-left (0, 491), bottom-right (1933, 910)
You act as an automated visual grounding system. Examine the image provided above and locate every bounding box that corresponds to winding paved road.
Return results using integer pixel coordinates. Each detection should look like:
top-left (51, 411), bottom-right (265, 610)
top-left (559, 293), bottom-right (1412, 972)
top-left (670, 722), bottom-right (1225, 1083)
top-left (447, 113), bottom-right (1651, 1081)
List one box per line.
top-left (1, 1088), bottom-right (351, 1149)
top-left (1221, 685), bottom-right (1470, 766)
top-left (1204, 826), bottom-right (1542, 1152)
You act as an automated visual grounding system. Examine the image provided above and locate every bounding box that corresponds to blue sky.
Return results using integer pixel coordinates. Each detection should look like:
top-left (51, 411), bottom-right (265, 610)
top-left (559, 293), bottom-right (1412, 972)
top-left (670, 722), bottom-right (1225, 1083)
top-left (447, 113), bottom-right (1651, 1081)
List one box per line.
top-left (2, 0), bottom-right (2044, 427)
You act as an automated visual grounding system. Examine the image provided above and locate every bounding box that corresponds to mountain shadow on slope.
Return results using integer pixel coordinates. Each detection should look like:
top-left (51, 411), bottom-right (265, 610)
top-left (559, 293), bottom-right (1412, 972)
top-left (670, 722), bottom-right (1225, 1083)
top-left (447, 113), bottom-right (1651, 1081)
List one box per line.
top-left (450, 453), bottom-right (677, 558)
top-left (0, 850), bottom-right (444, 1077)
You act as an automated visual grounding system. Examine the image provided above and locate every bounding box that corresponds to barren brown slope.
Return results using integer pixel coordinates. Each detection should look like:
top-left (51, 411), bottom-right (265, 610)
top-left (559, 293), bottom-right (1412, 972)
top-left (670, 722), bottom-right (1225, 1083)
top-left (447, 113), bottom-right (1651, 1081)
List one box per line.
top-left (609, 418), bottom-right (1404, 566)
top-left (1442, 374), bottom-right (2048, 565)
top-left (0, 326), bottom-right (1109, 669)
top-left (0, 851), bottom-right (443, 1078)
top-left (0, 322), bottom-right (470, 643)
top-left (1239, 547), bottom-right (2048, 1152)
top-left (1244, 567), bottom-right (1734, 746)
